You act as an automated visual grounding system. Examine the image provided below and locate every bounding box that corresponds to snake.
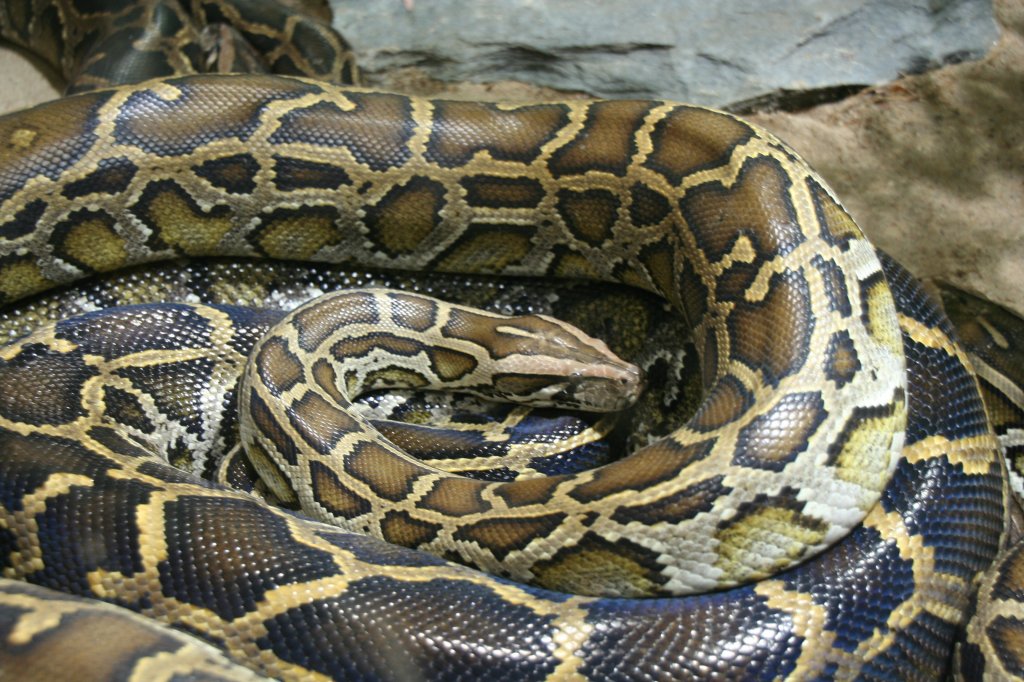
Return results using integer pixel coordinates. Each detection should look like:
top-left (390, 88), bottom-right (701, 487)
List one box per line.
top-left (0, 1), bottom-right (1019, 679)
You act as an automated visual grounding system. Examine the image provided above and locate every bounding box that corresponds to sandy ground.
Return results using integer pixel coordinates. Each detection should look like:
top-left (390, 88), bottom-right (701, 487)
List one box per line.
top-left (1, 0), bottom-right (1021, 314)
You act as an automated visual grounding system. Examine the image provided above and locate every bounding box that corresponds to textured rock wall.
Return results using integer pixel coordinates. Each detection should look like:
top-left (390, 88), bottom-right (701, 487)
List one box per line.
top-left (333, 0), bottom-right (998, 107)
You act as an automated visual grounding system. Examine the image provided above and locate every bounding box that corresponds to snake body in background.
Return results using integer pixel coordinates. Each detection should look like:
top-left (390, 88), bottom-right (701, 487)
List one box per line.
top-left (0, 1), bottom-right (1020, 680)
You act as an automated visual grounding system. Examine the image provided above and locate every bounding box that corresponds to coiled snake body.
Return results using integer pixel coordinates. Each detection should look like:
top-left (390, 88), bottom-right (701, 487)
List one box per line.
top-left (0, 2), bottom-right (1018, 680)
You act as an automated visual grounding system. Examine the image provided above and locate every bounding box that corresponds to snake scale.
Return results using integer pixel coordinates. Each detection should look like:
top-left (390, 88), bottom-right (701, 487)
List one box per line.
top-left (0, 1), bottom-right (1021, 680)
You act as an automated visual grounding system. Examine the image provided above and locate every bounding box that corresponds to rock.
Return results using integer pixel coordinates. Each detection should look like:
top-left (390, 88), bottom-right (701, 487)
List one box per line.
top-left (332, 0), bottom-right (998, 107)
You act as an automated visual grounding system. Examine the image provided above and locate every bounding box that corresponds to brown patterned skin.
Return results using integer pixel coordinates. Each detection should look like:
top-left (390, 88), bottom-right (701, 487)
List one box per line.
top-left (0, 3), bottom-right (1012, 680)
top-left (0, 74), bottom-right (909, 599)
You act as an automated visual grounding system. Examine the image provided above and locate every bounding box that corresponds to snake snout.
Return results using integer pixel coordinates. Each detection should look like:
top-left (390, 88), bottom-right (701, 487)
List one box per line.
top-left (561, 362), bottom-right (644, 413)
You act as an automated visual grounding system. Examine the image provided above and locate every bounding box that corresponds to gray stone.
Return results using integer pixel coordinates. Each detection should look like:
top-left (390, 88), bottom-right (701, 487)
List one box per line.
top-left (331, 0), bottom-right (998, 107)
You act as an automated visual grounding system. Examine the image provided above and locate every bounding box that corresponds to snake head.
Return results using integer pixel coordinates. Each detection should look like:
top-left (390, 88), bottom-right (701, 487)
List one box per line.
top-left (479, 314), bottom-right (644, 413)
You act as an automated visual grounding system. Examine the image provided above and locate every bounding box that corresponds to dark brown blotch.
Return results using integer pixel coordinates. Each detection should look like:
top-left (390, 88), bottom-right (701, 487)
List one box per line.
top-left (268, 92), bottom-right (414, 171)
top-left (570, 438), bottom-right (715, 503)
top-left (61, 156), bottom-right (138, 199)
top-left (288, 390), bottom-right (361, 455)
top-left (691, 375), bottom-right (755, 431)
top-left (461, 175), bottom-right (546, 209)
top-left (388, 292), bottom-right (437, 332)
top-left (380, 510), bottom-right (443, 547)
top-left (557, 188), bottom-right (621, 246)
top-left (612, 475), bottom-right (729, 526)
top-left (454, 513), bottom-right (567, 561)
top-left (732, 391), bottom-right (827, 472)
top-left (0, 343), bottom-right (98, 426)
top-left (812, 254), bottom-right (853, 316)
top-left (256, 336), bottom-right (305, 396)
top-left (343, 440), bottom-right (427, 502)
top-left (271, 155), bottom-right (352, 191)
top-left (114, 75), bottom-right (318, 156)
top-left (644, 106), bottom-right (755, 185)
top-left (426, 100), bottom-right (570, 167)
top-left (418, 477), bottom-right (492, 516)
top-left (824, 330), bottom-right (860, 388)
top-left (679, 156), bottom-right (802, 268)
top-left (293, 291), bottom-right (379, 352)
top-left (193, 153), bottom-right (260, 194)
top-left (494, 475), bottom-right (566, 508)
top-left (726, 268), bottom-right (813, 387)
top-left (248, 389), bottom-right (301, 466)
top-left (629, 182), bottom-right (673, 227)
top-left (310, 459), bottom-right (374, 518)
top-left (547, 100), bottom-right (653, 178)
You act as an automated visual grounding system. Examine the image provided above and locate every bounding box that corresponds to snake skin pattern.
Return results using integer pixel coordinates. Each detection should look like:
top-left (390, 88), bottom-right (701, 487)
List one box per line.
top-left (0, 1), bottom-right (1019, 680)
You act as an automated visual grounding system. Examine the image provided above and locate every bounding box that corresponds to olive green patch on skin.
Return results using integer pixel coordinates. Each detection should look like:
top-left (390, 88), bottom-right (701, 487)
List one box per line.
top-left (255, 205), bottom-right (344, 259)
top-left (433, 224), bottom-right (536, 273)
top-left (713, 492), bottom-right (829, 580)
top-left (807, 176), bottom-right (862, 247)
top-left (364, 176), bottom-right (446, 257)
top-left (358, 367), bottom-right (430, 392)
top-left (52, 211), bottom-right (128, 272)
top-left (825, 399), bottom-right (903, 491)
top-left (428, 347), bottom-right (478, 382)
top-left (134, 180), bottom-right (234, 255)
